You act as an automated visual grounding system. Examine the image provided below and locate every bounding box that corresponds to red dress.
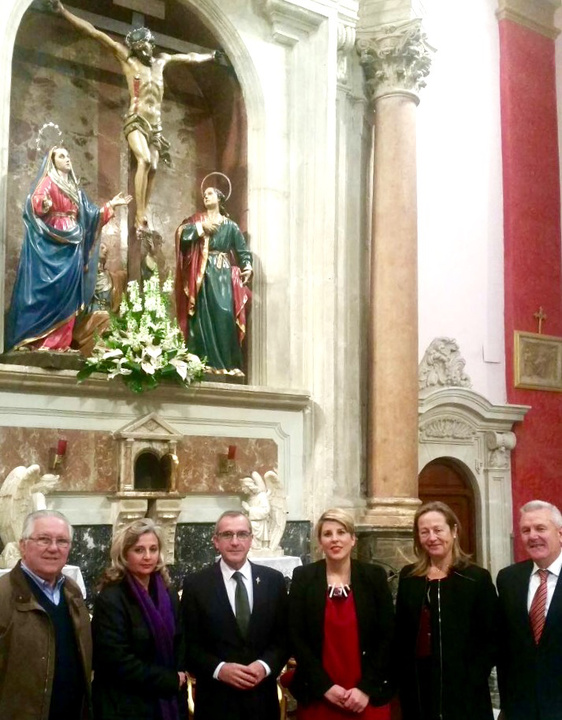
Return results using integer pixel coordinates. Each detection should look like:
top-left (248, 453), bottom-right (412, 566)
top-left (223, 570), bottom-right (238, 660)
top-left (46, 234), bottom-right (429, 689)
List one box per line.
top-left (297, 590), bottom-right (391, 720)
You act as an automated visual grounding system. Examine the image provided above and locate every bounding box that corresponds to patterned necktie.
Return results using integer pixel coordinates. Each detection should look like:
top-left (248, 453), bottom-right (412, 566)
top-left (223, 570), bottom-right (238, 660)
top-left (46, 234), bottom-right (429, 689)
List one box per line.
top-left (233, 571), bottom-right (251, 636)
top-left (529, 569), bottom-right (549, 644)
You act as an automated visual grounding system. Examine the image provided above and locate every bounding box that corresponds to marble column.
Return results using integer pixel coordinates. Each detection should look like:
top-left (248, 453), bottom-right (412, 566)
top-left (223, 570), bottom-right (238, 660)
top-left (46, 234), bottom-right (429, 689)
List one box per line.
top-left (356, 20), bottom-right (432, 559)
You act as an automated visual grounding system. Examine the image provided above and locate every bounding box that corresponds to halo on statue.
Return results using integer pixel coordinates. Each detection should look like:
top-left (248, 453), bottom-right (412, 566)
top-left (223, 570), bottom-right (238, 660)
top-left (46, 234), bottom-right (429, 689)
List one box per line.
top-left (35, 122), bottom-right (63, 154)
top-left (201, 172), bottom-right (232, 202)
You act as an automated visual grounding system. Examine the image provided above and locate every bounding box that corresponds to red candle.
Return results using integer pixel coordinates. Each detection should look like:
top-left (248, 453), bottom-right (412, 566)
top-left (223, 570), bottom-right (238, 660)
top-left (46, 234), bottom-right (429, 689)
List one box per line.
top-left (227, 445), bottom-right (236, 460)
top-left (57, 439), bottom-right (67, 456)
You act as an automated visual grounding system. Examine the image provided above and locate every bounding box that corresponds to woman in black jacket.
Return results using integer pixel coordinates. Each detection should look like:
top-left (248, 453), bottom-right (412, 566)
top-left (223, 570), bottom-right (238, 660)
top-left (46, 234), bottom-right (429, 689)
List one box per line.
top-left (289, 508), bottom-right (394, 719)
top-left (395, 501), bottom-right (499, 720)
top-left (92, 519), bottom-right (185, 720)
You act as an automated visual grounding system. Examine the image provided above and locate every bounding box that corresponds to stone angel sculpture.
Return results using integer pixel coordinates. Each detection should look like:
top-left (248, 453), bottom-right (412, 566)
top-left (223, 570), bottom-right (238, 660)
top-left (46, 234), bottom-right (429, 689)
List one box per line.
top-left (240, 470), bottom-right (287, 556)
top-left (0, 464), bottom-right (60, 568)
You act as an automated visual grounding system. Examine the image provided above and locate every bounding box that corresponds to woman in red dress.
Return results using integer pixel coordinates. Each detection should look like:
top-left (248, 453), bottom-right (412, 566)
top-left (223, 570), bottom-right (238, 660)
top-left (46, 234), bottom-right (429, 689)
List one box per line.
top-left (289, 509), bottom-right (394, 719)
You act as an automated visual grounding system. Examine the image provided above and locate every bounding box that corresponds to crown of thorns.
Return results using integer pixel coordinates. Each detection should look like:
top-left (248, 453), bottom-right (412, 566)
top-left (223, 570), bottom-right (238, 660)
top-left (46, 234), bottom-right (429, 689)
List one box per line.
top-left (126, 27), bottom-right (155, 48)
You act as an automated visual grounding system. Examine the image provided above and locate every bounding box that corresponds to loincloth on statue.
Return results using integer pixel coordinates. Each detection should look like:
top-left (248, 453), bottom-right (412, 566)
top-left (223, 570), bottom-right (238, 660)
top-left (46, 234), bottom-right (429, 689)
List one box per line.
top-left (123, 113), bottom-right (172, 165)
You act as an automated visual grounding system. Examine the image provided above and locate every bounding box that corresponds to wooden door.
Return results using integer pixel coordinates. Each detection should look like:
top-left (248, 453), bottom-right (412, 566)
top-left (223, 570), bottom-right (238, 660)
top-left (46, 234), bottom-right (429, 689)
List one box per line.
top-left (418, 459), bottom-right (477, 560)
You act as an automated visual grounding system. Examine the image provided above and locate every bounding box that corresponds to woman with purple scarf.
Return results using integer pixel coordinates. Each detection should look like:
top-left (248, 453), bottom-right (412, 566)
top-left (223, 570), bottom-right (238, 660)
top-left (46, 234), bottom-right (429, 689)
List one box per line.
top-left (92, 519), bottom-right (186, 720)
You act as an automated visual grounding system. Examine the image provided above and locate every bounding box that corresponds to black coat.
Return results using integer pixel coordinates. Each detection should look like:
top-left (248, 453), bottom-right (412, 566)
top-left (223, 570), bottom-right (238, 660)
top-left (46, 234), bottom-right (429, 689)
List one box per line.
top-left (395, 563), bottom-right (498, 720)
top-left (497, 559), bottom-right (562, 720)
top-left (91, 578), bottom-right (182, 720)
top-left (180, 561), bottom-right (288, 720)
top-left (288, 559), bottom-right (394, 706)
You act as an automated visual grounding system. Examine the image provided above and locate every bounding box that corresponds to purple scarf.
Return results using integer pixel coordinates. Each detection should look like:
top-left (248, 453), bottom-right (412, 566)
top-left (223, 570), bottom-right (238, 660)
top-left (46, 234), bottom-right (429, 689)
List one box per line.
top-left (126, 572), bottom-right (180, 720)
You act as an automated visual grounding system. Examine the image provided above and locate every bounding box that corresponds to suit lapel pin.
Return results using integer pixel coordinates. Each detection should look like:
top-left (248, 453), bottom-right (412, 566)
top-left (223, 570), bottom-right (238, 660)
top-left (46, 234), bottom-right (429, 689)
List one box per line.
top-left (256, 576), bottom-right (260, 584)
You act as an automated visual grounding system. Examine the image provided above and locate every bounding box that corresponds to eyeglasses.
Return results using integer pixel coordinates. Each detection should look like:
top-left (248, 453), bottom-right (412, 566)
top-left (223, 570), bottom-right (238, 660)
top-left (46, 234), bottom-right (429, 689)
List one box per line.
top-left (27, 535), bottom-right (71, 549)
top-left (216, 531), bottom-right (252, 541)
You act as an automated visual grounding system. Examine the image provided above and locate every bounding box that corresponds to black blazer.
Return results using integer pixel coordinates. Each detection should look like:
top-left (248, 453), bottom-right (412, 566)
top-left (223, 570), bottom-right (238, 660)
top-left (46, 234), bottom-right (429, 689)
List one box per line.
top-left (288, 559), bottom-right (394, 706)
top-left (91, 578), bottom-right (182, 720)
top-left (395, 563), bottom-right (498, 720)
top-left (497, 559), bottom-right (562, 720)
top-left (180, 561), bottom-right (288, 720)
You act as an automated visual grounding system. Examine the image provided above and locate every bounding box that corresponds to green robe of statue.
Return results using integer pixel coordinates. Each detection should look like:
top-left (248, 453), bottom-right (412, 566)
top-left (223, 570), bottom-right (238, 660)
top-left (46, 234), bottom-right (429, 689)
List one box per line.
top-left (175, 213), bottom-right (252, 375)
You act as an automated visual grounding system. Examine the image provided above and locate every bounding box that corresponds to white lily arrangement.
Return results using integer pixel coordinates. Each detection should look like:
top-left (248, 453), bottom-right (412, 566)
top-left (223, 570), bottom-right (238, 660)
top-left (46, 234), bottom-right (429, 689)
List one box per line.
top-left (77, 274), bottom-right (205, 393)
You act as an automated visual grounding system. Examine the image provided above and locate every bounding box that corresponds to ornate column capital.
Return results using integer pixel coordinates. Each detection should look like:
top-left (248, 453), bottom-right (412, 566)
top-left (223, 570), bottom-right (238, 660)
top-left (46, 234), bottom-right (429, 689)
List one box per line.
top-left (357, 18), bottom-right (433, 103)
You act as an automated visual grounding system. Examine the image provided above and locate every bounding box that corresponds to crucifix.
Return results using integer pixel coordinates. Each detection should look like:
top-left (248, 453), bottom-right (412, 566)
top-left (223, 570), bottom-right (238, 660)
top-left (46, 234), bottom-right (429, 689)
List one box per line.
top-left (46, 0), bottom-right (223, 280)
top-left (534, 306), bottom-right (547, 334)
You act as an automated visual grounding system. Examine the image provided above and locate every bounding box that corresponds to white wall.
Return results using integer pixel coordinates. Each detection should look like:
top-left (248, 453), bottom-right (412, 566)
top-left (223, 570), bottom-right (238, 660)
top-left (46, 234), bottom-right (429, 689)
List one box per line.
top-left (417, 0), bottom-right (506, 403)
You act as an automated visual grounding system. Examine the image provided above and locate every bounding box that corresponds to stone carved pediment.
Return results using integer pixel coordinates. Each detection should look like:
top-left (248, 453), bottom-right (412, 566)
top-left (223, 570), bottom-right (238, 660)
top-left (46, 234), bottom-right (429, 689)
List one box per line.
top-left (419, 338), bottom-right (472, 394)
top-left (419, 418), bottom-right (475, 442)
top-left (113, 412), bottom-right (183, 442)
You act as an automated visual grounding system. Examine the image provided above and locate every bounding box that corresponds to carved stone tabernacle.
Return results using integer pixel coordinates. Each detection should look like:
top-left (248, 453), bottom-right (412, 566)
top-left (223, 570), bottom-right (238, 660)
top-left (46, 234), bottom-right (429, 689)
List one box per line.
top-left (110, 413), bottom-right (185, 564)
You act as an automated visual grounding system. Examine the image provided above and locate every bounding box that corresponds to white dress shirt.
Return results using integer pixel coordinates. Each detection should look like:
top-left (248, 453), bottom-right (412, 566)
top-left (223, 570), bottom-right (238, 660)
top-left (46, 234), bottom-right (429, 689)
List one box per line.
top-left (220, 558), bottom-right (254, 613)
top-left (527, 550), bottom-right (562, 614)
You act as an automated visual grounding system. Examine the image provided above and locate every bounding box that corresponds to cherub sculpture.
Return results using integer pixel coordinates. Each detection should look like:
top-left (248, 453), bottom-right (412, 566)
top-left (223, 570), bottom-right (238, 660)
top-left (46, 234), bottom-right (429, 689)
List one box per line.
top-left (240, 470), bottom-right (287, 556)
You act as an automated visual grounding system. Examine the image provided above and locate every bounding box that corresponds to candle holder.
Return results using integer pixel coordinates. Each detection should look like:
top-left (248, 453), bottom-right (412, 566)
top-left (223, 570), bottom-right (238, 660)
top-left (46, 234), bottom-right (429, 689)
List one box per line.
top-left (51, 438), bottom-right (67, 472)
top-left (218, 445), bottom-right (237, 474)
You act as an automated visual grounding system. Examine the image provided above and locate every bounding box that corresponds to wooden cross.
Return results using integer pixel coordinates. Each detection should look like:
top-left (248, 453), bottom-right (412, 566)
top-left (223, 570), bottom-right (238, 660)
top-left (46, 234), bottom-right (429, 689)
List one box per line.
top-left (113, 0), bottom-right (165, 20)
top-left (534, 306), bottom-right (547, 334)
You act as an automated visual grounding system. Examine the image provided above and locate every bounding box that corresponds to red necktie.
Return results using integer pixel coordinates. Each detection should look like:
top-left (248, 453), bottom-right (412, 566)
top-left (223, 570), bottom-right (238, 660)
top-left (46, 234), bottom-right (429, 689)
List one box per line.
top-left (529, 569), bottom-right (549, 644)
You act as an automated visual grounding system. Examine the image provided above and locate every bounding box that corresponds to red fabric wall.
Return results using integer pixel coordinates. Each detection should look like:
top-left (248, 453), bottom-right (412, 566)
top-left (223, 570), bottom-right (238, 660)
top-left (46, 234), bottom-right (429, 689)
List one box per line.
top-left (499, 19), bottom-right (562, 559)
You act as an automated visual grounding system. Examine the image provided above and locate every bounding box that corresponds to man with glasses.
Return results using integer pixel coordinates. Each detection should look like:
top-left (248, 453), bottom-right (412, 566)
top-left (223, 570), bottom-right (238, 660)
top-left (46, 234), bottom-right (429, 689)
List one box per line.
top-left (181, 510), bottom-right (288, 719)
top-left (0, 509), bottom-right (92, 719)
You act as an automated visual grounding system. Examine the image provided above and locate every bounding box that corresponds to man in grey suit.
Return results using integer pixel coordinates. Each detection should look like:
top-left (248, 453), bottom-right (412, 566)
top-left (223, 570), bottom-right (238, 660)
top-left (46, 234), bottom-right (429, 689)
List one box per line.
top-left (181, 510), bottom-right (288, 719)
top-left (497, 499), bottom-right (562, 720)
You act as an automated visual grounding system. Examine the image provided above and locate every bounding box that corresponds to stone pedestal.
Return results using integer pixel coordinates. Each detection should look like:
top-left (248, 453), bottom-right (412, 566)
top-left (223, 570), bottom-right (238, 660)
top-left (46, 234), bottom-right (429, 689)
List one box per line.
top-left (356, 524), bottom-right (415, 596)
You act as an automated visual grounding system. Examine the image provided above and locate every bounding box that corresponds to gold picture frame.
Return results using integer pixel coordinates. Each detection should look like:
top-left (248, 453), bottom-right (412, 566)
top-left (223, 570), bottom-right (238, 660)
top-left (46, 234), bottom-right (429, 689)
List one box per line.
top-left (514, 331), bottom-right (562, 392)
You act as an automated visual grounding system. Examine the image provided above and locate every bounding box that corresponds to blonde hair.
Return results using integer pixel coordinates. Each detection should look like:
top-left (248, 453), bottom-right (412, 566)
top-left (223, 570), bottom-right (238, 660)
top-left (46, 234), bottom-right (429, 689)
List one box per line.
top-left (98, 518), bottom-right (169, 589)
top-left (315, 508), bottom-right (356, 541)
top-left (408, 501), bottom-right (471, 577)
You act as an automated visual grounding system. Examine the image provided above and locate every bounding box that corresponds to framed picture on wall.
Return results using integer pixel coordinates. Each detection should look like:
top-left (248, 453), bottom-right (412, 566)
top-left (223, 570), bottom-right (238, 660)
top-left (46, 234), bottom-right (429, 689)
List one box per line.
top-left (514, 331), bottom-right (562, 392)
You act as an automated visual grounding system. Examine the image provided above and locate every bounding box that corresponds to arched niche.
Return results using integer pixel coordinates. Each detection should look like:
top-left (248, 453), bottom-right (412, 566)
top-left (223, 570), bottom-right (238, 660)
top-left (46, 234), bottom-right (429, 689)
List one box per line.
top-left (418, 387), bottom-right (529, 581)
top-left (1, 0), bottom-right (258, 375)
top-left (418, 457), bottom-right (478, 559)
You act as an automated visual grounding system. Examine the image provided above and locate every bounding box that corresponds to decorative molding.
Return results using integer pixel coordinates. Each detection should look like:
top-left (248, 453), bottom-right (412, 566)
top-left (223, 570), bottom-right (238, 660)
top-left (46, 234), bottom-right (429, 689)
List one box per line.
top-left (496, 0), bottom-right (560, 40)
top-left (262, 0), bottom-right (325, 45)
top-left (356, 18), bottom-right (433, 102)
top-left (419, 418), bottom-right (475, 442)
top-left (0, 364), bottom-right (310, 411)
top-left (337, 22), bottom-right (356, 84)
top-left (418, 337), bottom-right (472, 394)
top-left (486, 430), bottom-right (516, 470)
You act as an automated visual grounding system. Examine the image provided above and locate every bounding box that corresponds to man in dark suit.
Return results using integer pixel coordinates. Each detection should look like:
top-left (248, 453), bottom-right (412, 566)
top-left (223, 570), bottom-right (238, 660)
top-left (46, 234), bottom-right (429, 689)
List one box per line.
top-left (181, 510), bottom-right (288, 719)
top-left (497, 499), bottom-right (562, 720)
